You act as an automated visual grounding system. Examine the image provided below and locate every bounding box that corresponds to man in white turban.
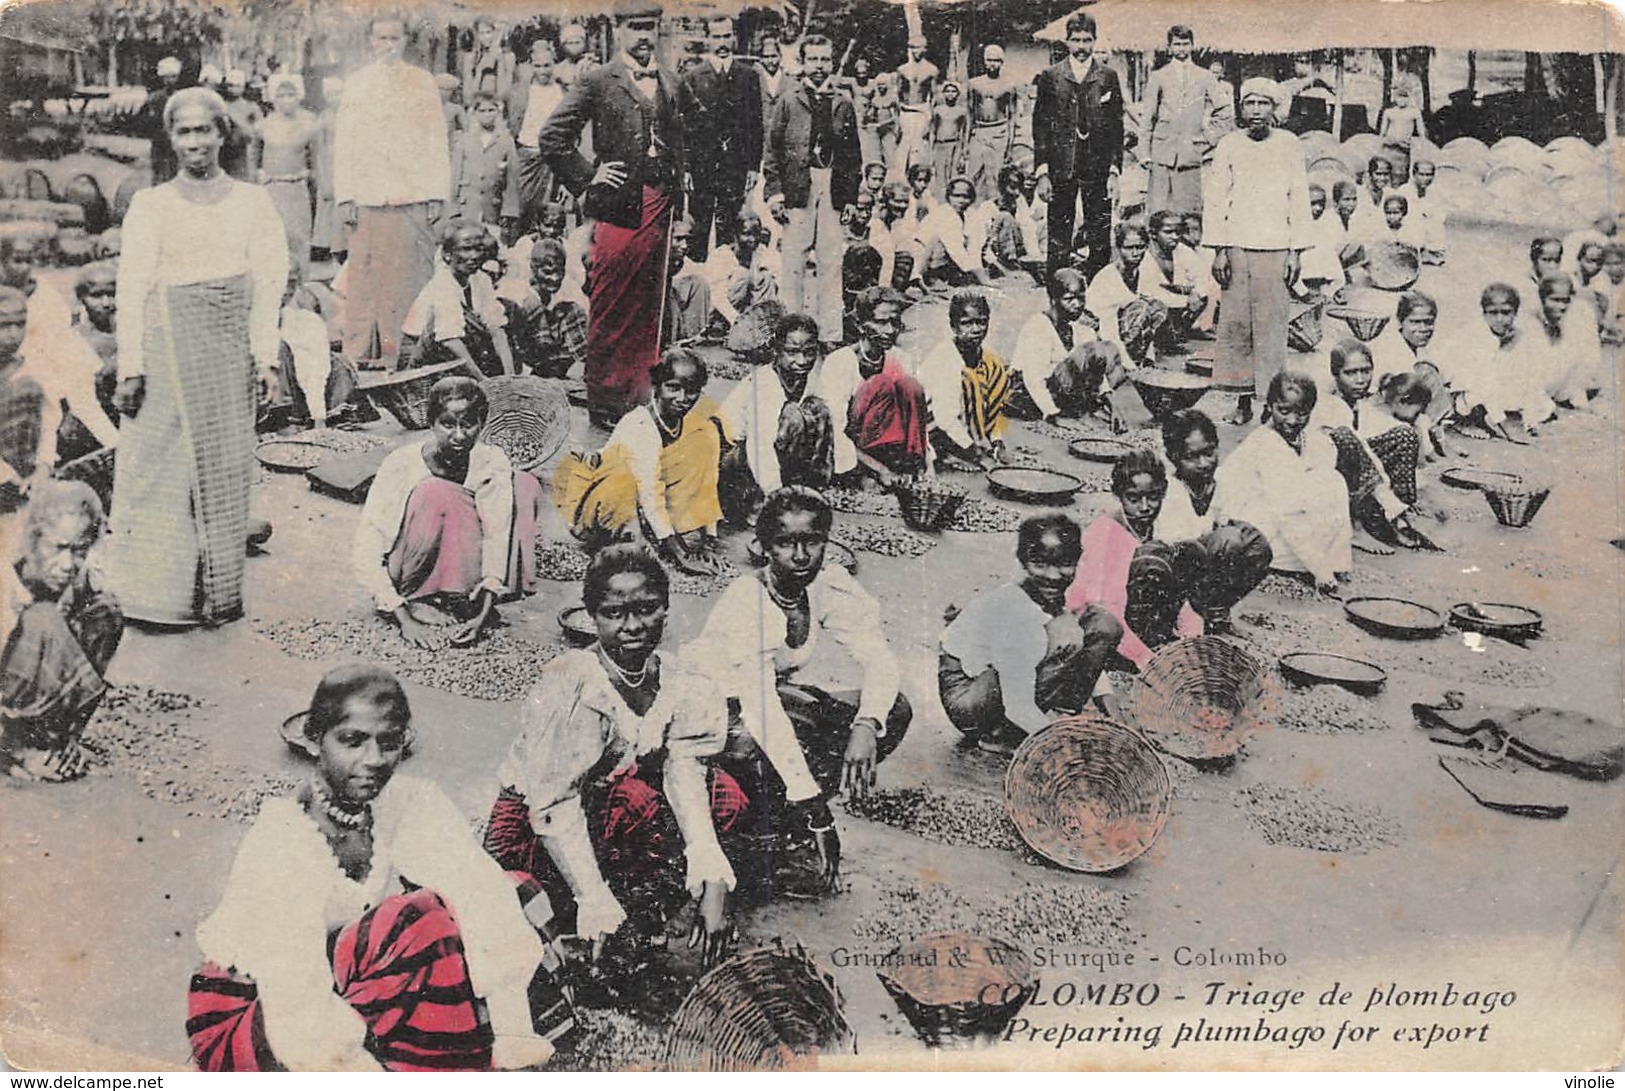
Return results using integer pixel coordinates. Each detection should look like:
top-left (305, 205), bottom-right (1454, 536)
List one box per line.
top-left (1202, 77), bottom-right (1311, 424)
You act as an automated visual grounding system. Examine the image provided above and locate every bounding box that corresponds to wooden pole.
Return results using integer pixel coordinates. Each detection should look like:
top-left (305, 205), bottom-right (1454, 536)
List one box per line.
top-left (1594, 53), bottom-right (1608, 135)
top-left (1612, 54), bottom-right (1623, 143)
top-left (1419, 47), bottom-right (1432, 118)
top-left (1332, 49), bottom-right (1345, 139)
top-left (1466, 49), bottom-right (1476, 95)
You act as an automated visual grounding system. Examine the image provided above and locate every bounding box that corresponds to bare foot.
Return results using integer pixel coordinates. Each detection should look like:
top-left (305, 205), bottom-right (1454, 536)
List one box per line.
top-left (406, 602), bottom-right (459, 627)
top-left (1351, 527), bottom-right (1395, 556)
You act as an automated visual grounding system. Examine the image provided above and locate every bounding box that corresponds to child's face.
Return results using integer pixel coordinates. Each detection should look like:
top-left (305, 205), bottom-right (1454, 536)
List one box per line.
top-left (951, 305), bottom-right (990, 350)
top-left (1152, 219), bottom-right (1181, 253)
top-left (946, 183), bottom-right (974, 213)
top-left (860, 300), bottom-right (901, 350)
top-left (1117, 472), bottom-right (1166, 534)
top-left (539, 211), bottom-right (566, 239)
top-left (79, 278), bottom-right (117, 329)
top-left (850, 193), bottom-right (875, 228)
top-left (447, 231), bottom-right (487, 277)
top-left (1369, 163), bottom-right (1392, 190)
top-left (1171, 429), bottom-right (1218, 487)
top-left (654, 361), bottom-right (703, 422)
top-left (1117, 232), bottom-right (1147, 267)
top-left (864, 165), bottom-right (885, 192)
top-left (1541, 283), bottom-right (1573, 327)
top-left (909, 171), bottom-right (930, 197)
top-left (1180, 217), bottom-right (1202, 247)
top-left (1, 240), bottom-right (42, 289)
top-left (1412, 162), bottom-right (1435, 191)
top-left (943, 85), bottom-right (960, 104)
top-left (1534, 243), bottom-right (1562, 278)
top-left (473, 100), bottom-right (501, 129)
top-left (0, 299), bottom-right (26, 361)
top-left (1053, 280), bottom-right (1087, 323)
top-left (1604, 250), bottom-right (1625, 284)
top-left (1383, 201), bottom-right (1406, 229)
top-left (1335, 189), bottom-right (1359, 218)
top-left (1018, 531), bottom-right (1080, 614)
top-left (1387, 393), bottom-right (1426, 425)
top-left (1399, 306), bottom-right (1435, 349)
top-left (530, 254), bottom-right (565, 296)
top-left (1577, 244), bottom-right (1604, 281)
top-left (274, 84), bottom-right (301, 114)
top-left (1482, 296), bottom-right (1518, 341)
top-left (736, 215), bottom-right (763, 254)
top-left (1309, 188), bottom-right (1327, 219)
top-left (1333, 352), bottom-right (1374, 402)
top-left (1268, 387), bottom-right (1313, 444)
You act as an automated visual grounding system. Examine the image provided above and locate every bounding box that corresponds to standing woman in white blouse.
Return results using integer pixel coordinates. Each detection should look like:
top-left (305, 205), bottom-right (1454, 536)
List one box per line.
top-left (188, 665), bottom-right (560, 1071)
top-left (109, 88), bottom-right (288, 628)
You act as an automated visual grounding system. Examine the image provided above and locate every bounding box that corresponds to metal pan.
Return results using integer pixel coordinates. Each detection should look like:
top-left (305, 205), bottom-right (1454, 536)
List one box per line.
top-left (1343, 596), bottom-right (1446, 639)
top-left (1439, 466), bottom-right (1524, 491)
top-left (1278, 652), bottom-right (1388, 696)
top-left (1449, 602), bottom-right (1544, 643)
top-left (1068, 436), bottom-right (1134, 464)
top-left (987, 466), bottom-right (1083, 504)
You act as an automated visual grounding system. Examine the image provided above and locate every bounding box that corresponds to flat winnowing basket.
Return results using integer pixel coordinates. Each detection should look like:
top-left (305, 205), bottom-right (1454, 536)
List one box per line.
top-left (877, 932), bottom-right (1035, 1047)
top-left (357, 361), bottom-right (465, 430)
top-left (1004, 716), bottom-right (1171, 873)
top-left (1128, 637), bottom-right (1270, 762)
top-left (893, 477), bottom-right (967, 531)
top-left (479, 375), bottom-right (571, 471)
top-left (664, 941), bottom-right (855, 1071)
top-left (1484, 485), bottom-right (1550, 528)
top-left (1366, 241), bottom-right (1421, 292)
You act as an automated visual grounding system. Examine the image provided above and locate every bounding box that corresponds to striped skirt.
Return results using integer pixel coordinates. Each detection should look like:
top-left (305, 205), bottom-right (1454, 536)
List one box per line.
top-left (187, 891), bottom-right (495, 1072)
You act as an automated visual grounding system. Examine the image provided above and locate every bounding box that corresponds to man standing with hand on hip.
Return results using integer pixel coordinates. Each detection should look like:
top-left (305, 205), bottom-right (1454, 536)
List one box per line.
top-left (1031, 13), bottom-right (1124, 280)
top-left (537, 0), bottom-right (686, 428)
top-left (1203, 78), bottom-right (1311, 425)
top-left (765, 35), bottom-right (861, 348)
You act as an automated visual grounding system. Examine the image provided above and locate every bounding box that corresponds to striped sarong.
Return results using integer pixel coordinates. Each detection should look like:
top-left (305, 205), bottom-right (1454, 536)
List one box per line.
top-left (186, 890), bottom-right (494, 1072)
top-left (108, 276), bottom-right (256, 626)
top-left (960, 349), bottom-right (1013, 444)
top-left (0, 373), bottom-right (44, 485)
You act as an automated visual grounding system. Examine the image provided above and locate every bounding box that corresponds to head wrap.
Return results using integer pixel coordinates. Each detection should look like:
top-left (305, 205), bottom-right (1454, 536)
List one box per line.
top-left (157, 56), bottom-right (182, 77)
top-left (266, 74), bottom-right (305, 101)
top-left (1239, 77), bottom-right (1282, 106)
top-left (198, 63), bottom-right (223, 84)
top-left (161, 86), bottom-right (231, 133)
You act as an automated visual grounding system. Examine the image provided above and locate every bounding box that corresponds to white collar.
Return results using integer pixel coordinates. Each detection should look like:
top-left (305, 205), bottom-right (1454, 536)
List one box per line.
top-left (620, 52), bottom-right (655, 75)
top-left (1068, 56), bottom-right (1093, 81)
top-left (709, 55), bottom-right (731, 74)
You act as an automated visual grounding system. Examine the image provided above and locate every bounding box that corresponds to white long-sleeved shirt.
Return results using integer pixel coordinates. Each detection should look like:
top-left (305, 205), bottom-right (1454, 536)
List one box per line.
top-left (1214, 425), bottom-right (1351, 584)
top-left (599, 401), bottom-right (719, 542)
top-left (1153, 466), bottom-right (1227, 544)
top-left (1008, 310), bottom-right (1102, 419)
top-left (1137, 244), bottom-right (1207, 310)
top-left (280, 305), bottom-right (332, 425)
top-left (195, 775), bottom-right (546, 1071)
top-left (686, 568), bottom-right (901, 804)
top-left (333, 60), bottom-right (451, 207)
top-left (1446, 324), bottom-right (1555, 427)
top-left (497, 649), bottom-right (735, 939)
top-left (16, 283), bottom-right (118, 467)
top-left (352, 440), bottom-right (514, 613)
top-left (939, 580), bottom-right (1053, 735)
top-left (515, 81), bottom-right (564, 150)
top-left (716, 366), bottom-right (799, 494)
top-left (115, 181), bottom-right (289, 381)
top-left (914, 338), bottom-right (1004, 451)
top-left (915, 202), bottom-right (985, 276)
top-left (1201, 127), bottom-right (1312, 251)
top-left (1084, 262), bottom-right (1150, 361)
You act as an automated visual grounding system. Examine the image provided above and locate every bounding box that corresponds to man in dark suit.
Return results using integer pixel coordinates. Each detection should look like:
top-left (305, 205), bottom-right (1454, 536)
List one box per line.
top-left (678, 15), bottom-right (763, 262)
top-left (535, 0), bottom-right (685, 426)
top-left (764, 35), bottom-right (862, 346)
top-left (1031, 12), bottom-right (1124, 280)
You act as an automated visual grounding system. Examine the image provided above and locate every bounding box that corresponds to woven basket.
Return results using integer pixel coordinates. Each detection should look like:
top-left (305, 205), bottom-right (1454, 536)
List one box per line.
top-left (1004, 716), bottom-right (1171, 873)
top-left (479, 375), bottom-right (571, 471)
top-left (1130, 369), bottom-right (1211, 419)
top-left (876, 932), bottom-right (1035, 1047)
top-left (893, 478), bottom-right (967, 532)
top-left (1287, 300), bottom-right (1325, 352)
top-left (1483, 485), bottom-right (1550, 529)
top-left (664, 941), bottom-right (855, 1071)
top-left (1366, 241), bottom-right (1420, 292)
top-left (1326, 306), bottom-right (1390, 343)
top-left (356, 361), bottom-right (465, 430)
top-left (1127, 637), bottom-right (1270, 762)
top-left (54, 447), bottom-right (114, 513)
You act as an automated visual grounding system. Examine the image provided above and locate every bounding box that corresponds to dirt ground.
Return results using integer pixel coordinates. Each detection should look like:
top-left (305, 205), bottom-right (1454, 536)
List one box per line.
top-left (1, 220), bottom-right (1622, 1072)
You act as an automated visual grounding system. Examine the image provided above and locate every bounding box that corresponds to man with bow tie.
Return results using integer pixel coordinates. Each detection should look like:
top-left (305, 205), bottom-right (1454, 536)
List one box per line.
top-left (536, 0), bottom-right (686, 428)
top-left (679, 15), bottom-right (763, 263)
top-left (764, 35), bottom-right (862, 347)
top-left (1141, 25), bottom-right (1224, 218)
top-left (1031, 12), bottom-right (1125, 280)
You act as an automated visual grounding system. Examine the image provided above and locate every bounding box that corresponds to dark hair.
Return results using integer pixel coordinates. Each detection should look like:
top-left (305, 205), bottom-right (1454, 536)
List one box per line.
top-left (1537, 271), bottom-right (1574, 300)
top-left (1065, 12), bottom-right (1097, 37)
top-left (426, 376), bottom-right (489, 423)
top-left (469, 89), bottom-right (498, 106)
top-left (1576, 238), bottom-right (1605, 262)
top-left (842, 243), bottom-right (883, 294)
top-left (948, 288), bottom-right (990, 325)
top-left (1366, 155), bottom-right (1393, 176)
top-left (1161, 408), bottom-right (1218, 461)
top-left (1395, 290), bottom-right (1436, 322)
top-left (945, 176), bottom-right (976, 201)
top-left (1329, 337), bottom-right (1374, 375)
top-left (1048, 266), bottom-right (1086, 299)
top-left (1480, 282), bottom-right (1521, 311)
top-left (582, 543), bottom-right (670, 613)
top-left (1530, 236), bottom-right (1562, 263)
top-left (530, 237), bottom-right (566, 268)
top-left (1016, 512), bottom-right (1081, 563)
top-left (853, 285), bottom-right (904, 325)
top-left (304, 664), bottom-right (412, 746)
top-left (800, 33), bottom-right (832, 60)
top-left (1382, 193), bottom-right (1409, 214)
top-left (1378, 370), bottom-right (1432, 409)
top-left (1114, 219), bottom-right (1149, 249)
top-left (756, 485), bottom-right (833, 546)
top-left (1147, 209), bottom-right (1183, 237)
top-left (1112, 447), bottom-right (1167, 496)
top-left (775, 311), bottom-right (821, 349)
top-left (651, 345), bottom-right (708, 389)
top-left (996, 164), bottom-right (1025, 193)
top-left (1167, 24), bottom-right (1194, 42)
top-left (907, 162), bottom-right (934, 182)
top-left (1332, 179), bottom-right (1359, 200)
top-left (1264, 370), bottom-right (1319, 412)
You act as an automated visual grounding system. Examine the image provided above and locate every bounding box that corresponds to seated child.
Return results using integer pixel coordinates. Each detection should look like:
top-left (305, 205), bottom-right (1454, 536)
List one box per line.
top-left (1139, 210), bottom-right (1209, 347)
top-left (1395, 159), bottom-right (1445, 263)
top-left (1370, 192), bottom-right (1425, 251)
top-left (916, 177), bottom-right (988, 287)
top-left (978, 165), bottom-right (1039, 282)
top-left (1368, 289), bottom-right (1454, 455)
top-left (1526, 271), bottom-right (1602, 410)
top-left (664, 218), bottom-right (712, 344)
top-left (1181, 211), bottom-right (1219, 334)
top-left (818, 287), bottom-right (931, 484)
top-left (399, 220), bottom-right (515, 377)
top-left (553, 349), bottom-right (724, 574)
top-left (1085, 220), bottom-right (1169, 367)
top-left (914, 289), bottom-right (1012, 468)
top-left (352, 378), bottom-right (543, 649)
top-left (0, 480), bottom-right (123, 782)
top-left (1296, 183), bottom-right (1346, 296)
top-left (507, 238), bottom-right (588, 378)
top-left (272, 269), bottom-right (359, 430)
top-left (1214, 371), bottom-right (1352, 595)
top-left (1008, 267), bottom-right (1121, 421)
top-left (939, 513), bottom-right (1123, 755)
top-left (1529, 235), bottom-right (1563, 289)
top-left (704, 212), bottom-right (779, 332)
top-left (1450, 283), bottom-right (1556, 441)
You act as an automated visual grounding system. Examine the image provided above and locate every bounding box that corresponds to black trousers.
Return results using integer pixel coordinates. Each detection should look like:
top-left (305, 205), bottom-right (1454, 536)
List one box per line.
top-left (1047, 172), bottom-right (1112, 280)
top-left (687, 175), bottom-right (748, 262)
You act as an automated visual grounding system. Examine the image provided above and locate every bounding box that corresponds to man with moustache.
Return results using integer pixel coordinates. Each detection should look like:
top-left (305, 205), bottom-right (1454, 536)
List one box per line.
top-left (536, 0), bottom-right (686, 427)
top-left (1031, 12), bottom-right (1124, 279)
top-left (679, 15), bottom-right (762, 262)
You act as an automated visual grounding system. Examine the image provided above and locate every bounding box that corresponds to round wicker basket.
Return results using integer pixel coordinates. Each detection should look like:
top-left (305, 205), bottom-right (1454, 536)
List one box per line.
top-left (1287, 299), bottom-right (1325, 352)
top-left (356, 361), bottom-right (466, 430)
top-left (892, 478), bottom-right (967, 532)
top-left (876, 932), bottom-right (1035, 1047)
top-left (1483, 484), bottom-right (1550, 529)
top-left (664, 941), bottom-right (855, 1071)
top-left (1127, 637), bottom-right (1270, 762)
top-left (1004, 715), bottom-right (1172, 873)
top-left (479, 375), bottom-right (571, 471)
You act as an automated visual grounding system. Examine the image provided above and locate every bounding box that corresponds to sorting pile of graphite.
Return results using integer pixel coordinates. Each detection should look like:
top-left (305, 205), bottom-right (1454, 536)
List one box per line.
top-left (831, 521), bottom-right (935, 559)
top-left (253, 615), bottom-right (564, 702)
top-left (1236, 783), bottom-right (1402, 853)
top-left (79, 686), bottom-right (301, 823)
top-left (946, 497), bottom-right (1026, 533)
top-left (1255, 573), bottom-right (1334, 603)
top-left (853, 878), bottom-right (1138, 951)
top-left (556, 1008), bottom-right (667, 1072)
top-left (841, 786), bottom-right (1024, 852)
top-left (537, 540), bottom-right (590, 583)
top-left (667, 558), bottom-right (740, 597)
top-left (826, 486), bottom-right (902, 519)
top-left (1273, 684), bottom-right (1393, 735)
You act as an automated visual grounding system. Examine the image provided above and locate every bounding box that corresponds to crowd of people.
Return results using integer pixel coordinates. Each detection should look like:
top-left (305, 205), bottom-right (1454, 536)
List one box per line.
top-left (0, 0), bottom-right (1619, 1071)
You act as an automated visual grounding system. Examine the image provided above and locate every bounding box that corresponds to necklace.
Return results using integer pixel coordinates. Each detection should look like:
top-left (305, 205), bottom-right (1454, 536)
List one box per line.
top-left (654, 405), bottom-right (683, 440)
top-left (766, 575), bottom-right (807, 612)
top-left (601, 646), bottom-right (652, 689)
top-left (310, 778), bottom-right (372, 831)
